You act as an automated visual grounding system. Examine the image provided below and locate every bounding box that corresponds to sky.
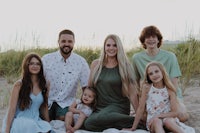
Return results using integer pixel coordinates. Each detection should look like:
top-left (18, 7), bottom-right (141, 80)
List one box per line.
top-left (0, 0), bottom-right (200, 52)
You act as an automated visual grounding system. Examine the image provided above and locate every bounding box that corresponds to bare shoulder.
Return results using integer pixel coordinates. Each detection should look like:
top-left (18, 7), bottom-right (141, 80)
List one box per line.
top-left (14, 80), bottom-right (22, 88)
top-left (168, 89), bottom-right (176, 97)
top-left (140, 83), bottom-right (151, 98)
top-left (90, 59), bottom-right (100, 69)
top-left (142, 83), bottom-right (151, 93)
top-left (12, 80), bottom-right (22, 92)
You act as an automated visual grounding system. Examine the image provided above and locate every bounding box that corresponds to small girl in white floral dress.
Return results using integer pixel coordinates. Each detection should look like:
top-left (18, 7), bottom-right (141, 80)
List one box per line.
top-left (124, 61), bottom-right (195, 133)
top-left (65, 87), bottom-right (96, 133)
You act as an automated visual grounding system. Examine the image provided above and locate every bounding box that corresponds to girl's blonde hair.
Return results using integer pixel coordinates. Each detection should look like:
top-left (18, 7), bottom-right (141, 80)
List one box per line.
top-left (143, 61), bottom-right (176, 93)
top-left (90, 34), bottom-right (138, 97)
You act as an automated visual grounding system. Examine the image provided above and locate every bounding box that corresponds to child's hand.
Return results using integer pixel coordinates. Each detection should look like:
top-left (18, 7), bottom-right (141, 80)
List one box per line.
top-left (66, 125), bottom-right (74, 133)
top-left (79, 111), bottom-right (85, 115)
top-left (122, 127), bottom-right (136, 131)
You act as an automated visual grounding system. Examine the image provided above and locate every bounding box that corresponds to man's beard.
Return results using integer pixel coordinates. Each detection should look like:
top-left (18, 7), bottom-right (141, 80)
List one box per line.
top-left (60, 46), bottom-right (73, 55)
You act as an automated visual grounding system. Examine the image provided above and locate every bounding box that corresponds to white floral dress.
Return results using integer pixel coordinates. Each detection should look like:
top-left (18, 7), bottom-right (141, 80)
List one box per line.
top-left (73, 99), bottom-right (93, 124)
top-left (146, 85), bottom-right (170, 129)
top-left (145, 85), bottom-right (195, 133)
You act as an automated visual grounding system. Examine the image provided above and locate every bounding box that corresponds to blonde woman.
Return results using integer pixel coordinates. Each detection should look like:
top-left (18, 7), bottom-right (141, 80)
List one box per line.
top-left (84, 34), bottom-right (143, 131)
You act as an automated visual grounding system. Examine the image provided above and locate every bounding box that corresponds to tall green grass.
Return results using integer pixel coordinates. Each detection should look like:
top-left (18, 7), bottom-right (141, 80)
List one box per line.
top-left (172, 38), bottom-right (200, 92)
top-left (0, 48), bottom-right (57, 83)
top-left (0, 38), bottom-right (200, 90)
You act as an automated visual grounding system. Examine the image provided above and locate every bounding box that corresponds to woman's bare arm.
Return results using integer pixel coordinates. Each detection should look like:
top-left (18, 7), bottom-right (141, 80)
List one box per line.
top-left (5, 81), bottom-right (21, 133)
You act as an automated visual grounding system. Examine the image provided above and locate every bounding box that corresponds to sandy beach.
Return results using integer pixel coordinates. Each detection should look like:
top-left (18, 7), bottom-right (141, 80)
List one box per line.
top-left (0, 76), bottom-right (199, 133)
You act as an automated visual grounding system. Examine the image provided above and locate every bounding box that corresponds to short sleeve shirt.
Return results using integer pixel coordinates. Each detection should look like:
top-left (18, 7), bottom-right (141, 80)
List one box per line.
top-left (42, 51), bottom-right (90, 108)
top-left (132, 49), bottom-right (182, 81)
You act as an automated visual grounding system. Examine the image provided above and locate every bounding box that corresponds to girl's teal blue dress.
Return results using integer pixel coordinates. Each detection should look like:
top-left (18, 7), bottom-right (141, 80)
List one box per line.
top-left (2, 92), bottom-right (51, 133)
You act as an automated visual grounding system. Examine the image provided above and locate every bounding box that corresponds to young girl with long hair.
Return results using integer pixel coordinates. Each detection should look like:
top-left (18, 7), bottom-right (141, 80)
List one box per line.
top-left (2, 53), bottom-right (51, 133)
top-left (124, 61), bottom-right (194, 133)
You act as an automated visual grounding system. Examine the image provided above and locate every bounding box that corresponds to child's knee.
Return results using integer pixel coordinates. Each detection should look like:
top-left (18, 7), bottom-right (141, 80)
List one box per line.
top-left (151, 118), bottom-right (163, 126)
top-left (163, 118), bottom-right (174, 127)
top-left (178, 111), bottom-right (189, 122)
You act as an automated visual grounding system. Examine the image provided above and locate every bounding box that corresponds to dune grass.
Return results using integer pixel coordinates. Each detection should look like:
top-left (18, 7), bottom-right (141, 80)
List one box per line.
top-left (167, 38), bottom-right (200, 92)
top-left (0, 38), bottom-right (200, 107)
top-left (0, 77), bottom-right (12, 108)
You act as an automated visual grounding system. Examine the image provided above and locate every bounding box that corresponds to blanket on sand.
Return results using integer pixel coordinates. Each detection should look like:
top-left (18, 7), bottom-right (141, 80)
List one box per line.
top-left (50, 120), bottom-right (195, 133)
top-left (50, 120), bottom-right (149, 133)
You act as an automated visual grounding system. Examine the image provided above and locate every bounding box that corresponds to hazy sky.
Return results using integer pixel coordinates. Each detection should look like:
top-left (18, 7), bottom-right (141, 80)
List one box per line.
top-left (0, 0), bottom-right (200, 52)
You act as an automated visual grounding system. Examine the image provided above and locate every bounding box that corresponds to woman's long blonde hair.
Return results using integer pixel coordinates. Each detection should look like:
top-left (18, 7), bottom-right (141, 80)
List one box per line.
top-left (90, 34), bottom-right (138, 97)
top-left (143, 61), bottom-right (176, 93)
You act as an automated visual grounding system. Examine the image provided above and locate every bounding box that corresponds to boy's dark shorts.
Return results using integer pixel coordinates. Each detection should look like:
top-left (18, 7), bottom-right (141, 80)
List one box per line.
top-left (49, 102), bottom-right (69, 120)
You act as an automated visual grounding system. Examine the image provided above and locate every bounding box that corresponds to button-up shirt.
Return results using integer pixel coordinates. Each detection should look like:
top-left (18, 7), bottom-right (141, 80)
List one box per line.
top-left (42, 50), bottom-right (90, 108)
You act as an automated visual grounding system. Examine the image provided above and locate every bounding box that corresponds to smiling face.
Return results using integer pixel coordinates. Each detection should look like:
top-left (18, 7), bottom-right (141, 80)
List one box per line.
top-left (139, 25), bottom-right (163, 49)
top-left (104, 38), bottom-right (118, 57)
top-left (147, 65), bottom-right (163, 84)
top-left (58, 34), bottom-right (74, 57)
top-left (81, 88), bottom-right (95, 106)
top-left (144, 35), bottom-right (159, 50)
top-left (28, 57), bottom-right (41, 75)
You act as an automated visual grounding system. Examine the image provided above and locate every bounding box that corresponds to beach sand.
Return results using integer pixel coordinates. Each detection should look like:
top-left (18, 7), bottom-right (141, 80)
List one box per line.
top-left (0, 77), bottom-right (199, 133)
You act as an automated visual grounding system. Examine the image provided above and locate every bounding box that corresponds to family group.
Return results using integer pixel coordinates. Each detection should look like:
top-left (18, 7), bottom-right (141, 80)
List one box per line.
top-left (2, 25), bottom-right (194, 133)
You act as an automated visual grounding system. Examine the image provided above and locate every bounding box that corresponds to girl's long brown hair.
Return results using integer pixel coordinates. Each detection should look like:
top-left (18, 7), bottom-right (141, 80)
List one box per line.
top-left (18, 53), bottom-right (48, 110)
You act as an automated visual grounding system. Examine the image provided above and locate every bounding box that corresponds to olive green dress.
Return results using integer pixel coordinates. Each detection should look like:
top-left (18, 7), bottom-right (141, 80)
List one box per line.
top-left (84, 66), bottom-right (134, 131)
